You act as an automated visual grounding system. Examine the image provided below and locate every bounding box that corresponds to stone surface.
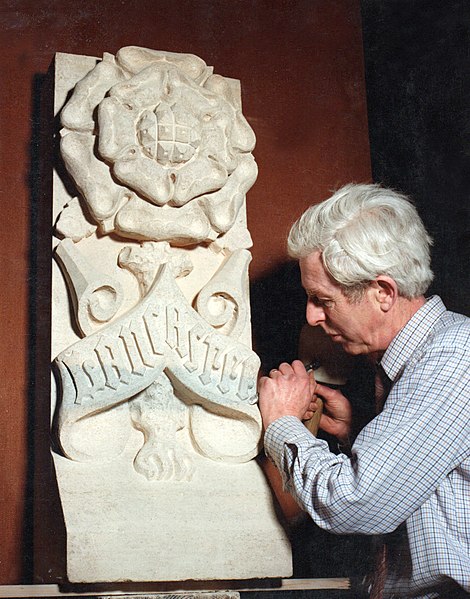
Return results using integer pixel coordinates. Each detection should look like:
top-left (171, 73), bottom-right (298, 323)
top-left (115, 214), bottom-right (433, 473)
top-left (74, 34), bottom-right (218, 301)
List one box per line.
top-left (51, 49), bottom-right (291, 583)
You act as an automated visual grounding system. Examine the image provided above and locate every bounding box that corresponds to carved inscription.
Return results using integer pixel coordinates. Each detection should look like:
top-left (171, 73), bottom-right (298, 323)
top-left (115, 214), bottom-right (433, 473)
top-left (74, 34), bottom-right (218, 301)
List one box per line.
top-left (63, 301), bottom-right (256, 408)
top-left (165, 305), bottom-right (255, 400)
top-left (55, 264), bottom-right (260, 461)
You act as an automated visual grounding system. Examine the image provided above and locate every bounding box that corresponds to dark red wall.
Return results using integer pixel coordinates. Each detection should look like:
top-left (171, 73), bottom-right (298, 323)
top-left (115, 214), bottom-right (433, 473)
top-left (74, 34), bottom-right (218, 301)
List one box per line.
top-left (0, 0), bottom-right (370, 583)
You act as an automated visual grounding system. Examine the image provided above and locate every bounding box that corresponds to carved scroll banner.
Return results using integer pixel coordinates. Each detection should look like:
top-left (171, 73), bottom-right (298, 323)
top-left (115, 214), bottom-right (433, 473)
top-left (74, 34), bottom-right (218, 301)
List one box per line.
top-left (51, 49), bottom-right (291, 583)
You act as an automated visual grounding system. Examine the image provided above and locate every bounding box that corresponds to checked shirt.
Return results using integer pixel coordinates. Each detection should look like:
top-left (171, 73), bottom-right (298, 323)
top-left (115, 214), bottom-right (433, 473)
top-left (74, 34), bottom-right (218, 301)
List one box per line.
top-left (264, 296), bottom-right (470, 598)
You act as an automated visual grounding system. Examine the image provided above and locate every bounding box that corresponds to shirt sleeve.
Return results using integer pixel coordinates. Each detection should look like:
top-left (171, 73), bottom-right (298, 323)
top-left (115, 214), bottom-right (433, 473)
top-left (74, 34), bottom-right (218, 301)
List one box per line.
top-left (264, 344), bottom-right (470, 535)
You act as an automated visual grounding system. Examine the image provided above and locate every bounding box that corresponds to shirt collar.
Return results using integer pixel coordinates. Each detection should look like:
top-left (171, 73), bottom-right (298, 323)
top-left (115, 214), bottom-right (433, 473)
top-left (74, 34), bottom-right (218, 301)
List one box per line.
top-left (380, 295), bottom-right (446, 382)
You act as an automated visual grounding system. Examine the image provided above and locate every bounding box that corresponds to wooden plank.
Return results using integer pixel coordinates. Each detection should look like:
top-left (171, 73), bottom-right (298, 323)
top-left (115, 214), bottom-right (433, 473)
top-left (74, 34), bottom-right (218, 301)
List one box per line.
top-left (280, 578), bottom-right (350, 590)
top-left (0, 579), bottom-right (351, 597)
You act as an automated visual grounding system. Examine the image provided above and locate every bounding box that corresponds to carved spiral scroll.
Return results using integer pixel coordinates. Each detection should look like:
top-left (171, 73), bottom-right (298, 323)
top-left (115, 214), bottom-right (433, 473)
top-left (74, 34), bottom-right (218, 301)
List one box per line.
top-left (197, 292), bottom-right (237, 328)
top-left (55, 239), bottom-right (124, 337)
top-left (195, 249), bottom-right (251, 338)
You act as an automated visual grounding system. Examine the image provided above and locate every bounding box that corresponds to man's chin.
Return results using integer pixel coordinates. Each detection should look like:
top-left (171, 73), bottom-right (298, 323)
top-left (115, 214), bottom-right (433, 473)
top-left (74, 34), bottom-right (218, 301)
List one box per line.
top-left (339, 340), bottom-right (367, 355)
top-left (328, 334), bottom-right (368, 355)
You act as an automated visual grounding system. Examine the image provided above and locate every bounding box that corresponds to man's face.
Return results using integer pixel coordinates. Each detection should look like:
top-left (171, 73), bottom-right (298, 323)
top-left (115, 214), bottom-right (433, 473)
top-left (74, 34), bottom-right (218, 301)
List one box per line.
top-left (299, 251), bottom-right (383, 355)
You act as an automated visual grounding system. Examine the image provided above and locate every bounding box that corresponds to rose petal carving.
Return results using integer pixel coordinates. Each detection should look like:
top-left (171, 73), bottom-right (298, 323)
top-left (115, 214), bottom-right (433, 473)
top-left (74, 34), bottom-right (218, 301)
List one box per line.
top-left (59, 47), bottom-right (257, 244)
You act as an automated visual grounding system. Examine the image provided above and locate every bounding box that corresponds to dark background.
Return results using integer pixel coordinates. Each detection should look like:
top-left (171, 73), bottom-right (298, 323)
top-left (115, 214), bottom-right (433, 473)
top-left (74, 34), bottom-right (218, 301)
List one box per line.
top-left (362, 0), bottom-right (470, 317)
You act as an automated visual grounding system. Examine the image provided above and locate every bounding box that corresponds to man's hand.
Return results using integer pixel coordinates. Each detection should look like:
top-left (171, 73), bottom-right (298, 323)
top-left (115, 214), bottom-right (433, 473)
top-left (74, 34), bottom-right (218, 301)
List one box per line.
top-left (258, 360), bottom-right (316, 430)
top-left (313, 383), bottom-right (352, 443)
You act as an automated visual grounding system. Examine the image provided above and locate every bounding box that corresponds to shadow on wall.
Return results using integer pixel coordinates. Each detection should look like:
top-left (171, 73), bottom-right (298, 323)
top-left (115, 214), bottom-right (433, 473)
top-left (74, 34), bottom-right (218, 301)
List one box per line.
top-left (28, 69), bottom-right (67, 584)
top-left (250, 261), bottom-right (307, 374)
top-left (250, 261), bottom-right (376, 582)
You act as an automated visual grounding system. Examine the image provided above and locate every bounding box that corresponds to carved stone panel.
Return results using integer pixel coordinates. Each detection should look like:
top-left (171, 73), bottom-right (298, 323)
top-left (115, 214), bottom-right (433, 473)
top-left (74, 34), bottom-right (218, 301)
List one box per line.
top-left (51, 49), bottom-right (291, 583)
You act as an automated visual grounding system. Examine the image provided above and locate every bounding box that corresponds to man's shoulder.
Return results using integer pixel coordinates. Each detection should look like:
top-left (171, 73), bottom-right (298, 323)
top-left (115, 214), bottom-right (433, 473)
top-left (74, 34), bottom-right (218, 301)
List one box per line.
top-left (382, 297), bottom-right (467, 379)
top-left (412, 296), bottom-right (469, 344)
top-left (397, 298), bottom-right (468, 365)
top-left (397, 304), bottom-right (470, 391)
top-left (432, 307), bottom-right (470, 348)
top-left (412, 308), bottom-right (470, 375)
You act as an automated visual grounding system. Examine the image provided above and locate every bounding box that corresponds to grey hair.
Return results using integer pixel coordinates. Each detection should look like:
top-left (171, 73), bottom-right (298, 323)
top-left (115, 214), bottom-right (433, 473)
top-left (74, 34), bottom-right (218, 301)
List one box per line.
top-left (287, 183), bottom-right (434, 299)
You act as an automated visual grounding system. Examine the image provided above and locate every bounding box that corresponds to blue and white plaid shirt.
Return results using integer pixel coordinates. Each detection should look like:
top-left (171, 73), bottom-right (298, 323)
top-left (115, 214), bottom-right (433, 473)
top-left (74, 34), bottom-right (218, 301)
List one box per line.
top-left (264, 296), bottom-right (470, 598)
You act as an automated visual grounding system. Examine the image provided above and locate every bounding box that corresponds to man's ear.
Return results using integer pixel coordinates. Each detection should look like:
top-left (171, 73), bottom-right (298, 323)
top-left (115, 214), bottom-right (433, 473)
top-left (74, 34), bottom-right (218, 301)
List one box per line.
top-left (371, 276), bottom-right (398, 312)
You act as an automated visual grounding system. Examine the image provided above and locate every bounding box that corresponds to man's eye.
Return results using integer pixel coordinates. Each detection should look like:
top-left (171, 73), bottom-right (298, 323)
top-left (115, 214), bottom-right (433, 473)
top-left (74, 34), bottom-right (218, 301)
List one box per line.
top-left (308, 295), bottom-right (332, 308)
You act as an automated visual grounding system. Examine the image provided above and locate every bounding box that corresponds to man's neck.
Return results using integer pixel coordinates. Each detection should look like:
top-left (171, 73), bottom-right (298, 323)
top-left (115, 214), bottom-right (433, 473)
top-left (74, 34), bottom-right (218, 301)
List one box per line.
top-left (374, 295), bottom-right (426, 361)
top-left (394, 295), bottom-right (426, 332)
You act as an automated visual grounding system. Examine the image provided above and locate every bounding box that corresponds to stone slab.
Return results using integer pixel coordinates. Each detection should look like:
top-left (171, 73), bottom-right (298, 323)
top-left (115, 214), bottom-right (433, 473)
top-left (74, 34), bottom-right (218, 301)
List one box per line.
top-left (50, 50), bottom-right (292, 583)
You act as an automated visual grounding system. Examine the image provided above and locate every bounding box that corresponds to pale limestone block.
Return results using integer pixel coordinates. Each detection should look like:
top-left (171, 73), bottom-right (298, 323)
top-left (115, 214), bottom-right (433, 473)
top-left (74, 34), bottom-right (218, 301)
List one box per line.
top-left (50, 49), bottom-right (292, 583)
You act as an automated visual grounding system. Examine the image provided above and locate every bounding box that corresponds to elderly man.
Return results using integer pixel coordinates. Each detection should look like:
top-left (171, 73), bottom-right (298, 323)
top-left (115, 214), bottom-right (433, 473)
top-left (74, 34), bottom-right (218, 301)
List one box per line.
top-left (258, 184), bottom-right (469, 598)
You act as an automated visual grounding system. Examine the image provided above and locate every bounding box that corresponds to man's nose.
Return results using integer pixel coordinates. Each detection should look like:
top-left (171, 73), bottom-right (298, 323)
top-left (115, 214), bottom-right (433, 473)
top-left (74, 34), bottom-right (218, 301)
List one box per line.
top-left (306, 302), bottom-right (326, 326)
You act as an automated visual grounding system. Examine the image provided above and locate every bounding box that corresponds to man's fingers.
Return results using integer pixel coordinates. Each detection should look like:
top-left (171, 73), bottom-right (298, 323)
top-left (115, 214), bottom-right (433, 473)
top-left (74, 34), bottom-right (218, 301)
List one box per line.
top-left (291, 359), bottom-right (308, 375)
top-left (268, 361), bottom-right (310, 378)
top-left (309, 398), bottom-right (320, 410)
top-left (315, 382), bottom-right (341, 401)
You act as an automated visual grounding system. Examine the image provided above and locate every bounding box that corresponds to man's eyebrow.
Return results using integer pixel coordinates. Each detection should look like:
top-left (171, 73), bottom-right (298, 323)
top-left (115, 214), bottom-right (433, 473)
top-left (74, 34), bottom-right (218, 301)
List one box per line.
top-left (306, 291), bottom-right (330, 301)
top-left (305, 288), bottom-right (326, 297)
